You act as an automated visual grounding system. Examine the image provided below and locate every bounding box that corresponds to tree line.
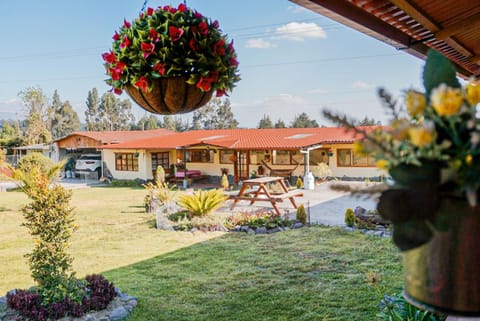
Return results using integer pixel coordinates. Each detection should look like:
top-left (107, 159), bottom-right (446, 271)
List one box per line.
top-left (0, 86), bottom-right (380, 149)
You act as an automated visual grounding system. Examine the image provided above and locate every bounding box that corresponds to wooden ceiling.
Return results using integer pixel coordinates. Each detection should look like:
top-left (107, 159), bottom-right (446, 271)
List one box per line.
top-left (290, 0), bottom-right (480, 78)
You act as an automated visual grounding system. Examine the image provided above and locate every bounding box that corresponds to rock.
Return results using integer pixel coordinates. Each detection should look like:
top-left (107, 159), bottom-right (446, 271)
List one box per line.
top-left (293, 222), bottom-right (304, 229)
top-left (109, 306), bottom-right (128, 321)
top-left (256, 227), bottom-right (267, 234)
top-left (155, 213), bottom-right (174, 231)
top-left (373, 231), bottom-right (384, 237)
top-left (267, 226), bottom-right (283, 233)
top-left (247, 228), bottom-right (256, 235)
top-left (240, 225), bottom-right (249, 232)
top-left (190, 227), bottom-right (199, 233)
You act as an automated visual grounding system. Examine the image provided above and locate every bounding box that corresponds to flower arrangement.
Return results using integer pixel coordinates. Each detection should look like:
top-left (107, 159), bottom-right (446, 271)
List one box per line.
top-left (324, 50), bottom-right (480, 251)
top-left (102, 3), bottom-right (240, 113)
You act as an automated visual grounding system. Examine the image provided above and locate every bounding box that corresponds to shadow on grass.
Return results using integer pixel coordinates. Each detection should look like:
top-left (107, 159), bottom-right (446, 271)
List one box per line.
top-left (102, 226), bottom-right (402, 321)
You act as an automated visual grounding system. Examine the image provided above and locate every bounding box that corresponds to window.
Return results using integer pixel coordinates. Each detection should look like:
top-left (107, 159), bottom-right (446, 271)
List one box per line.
top-left (337, 149), bottom-right (375, 167)
top-left (337, 149), bottom-right (352, 167)
top-left (310, 149), bottom-right (329, 165)
top-left (152, 152), bottom-right (169, 170)
top-left (185, 149), bottom-right (214, 163)
top-left (220, 150), bottom-right (235, 164)
top-left (273, 150), bottom-right (291, 165)
top-left (115, 153), bottom-right (139, 171)
top-left (249, 150), bottom-right (269, 165)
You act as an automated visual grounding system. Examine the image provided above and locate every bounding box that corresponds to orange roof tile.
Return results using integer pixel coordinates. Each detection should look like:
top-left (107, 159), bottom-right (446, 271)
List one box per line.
top-left (55, 129), bottom-right (174, 145)
top-left (99, 127), bottom-right (380, 150)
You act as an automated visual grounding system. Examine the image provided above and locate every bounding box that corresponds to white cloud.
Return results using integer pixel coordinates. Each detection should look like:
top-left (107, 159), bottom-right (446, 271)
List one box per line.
top-left (308, 88), bottom-right (328, 94)
top-left (351, 81), bottom-right (374, 89)
top-left (260, 93), bottom-right (307, 106)
top-left (275, 22), bottom-right (326, 41)
top-left (287, 5), bottom-right (307, 14)
top-left (245, 38), bottom-right (277, 49)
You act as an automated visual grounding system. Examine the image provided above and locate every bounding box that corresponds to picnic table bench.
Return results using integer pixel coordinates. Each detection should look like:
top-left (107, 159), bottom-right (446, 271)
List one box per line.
top-left (229, 176), bottom-right (303, 215)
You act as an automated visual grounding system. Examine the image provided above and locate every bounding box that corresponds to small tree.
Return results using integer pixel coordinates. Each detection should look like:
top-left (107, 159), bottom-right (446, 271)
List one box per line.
top-left (156, 165), bottom-right (165, 184)
top-left (221, 173), bottom-right (229, 190)
top-left (12, 154), bottom-right (83, 304)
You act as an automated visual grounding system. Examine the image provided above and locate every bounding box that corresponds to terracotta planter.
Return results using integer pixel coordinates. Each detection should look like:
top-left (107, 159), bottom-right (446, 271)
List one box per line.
top-left (125, 76), bottom-right (213, 115)
top-left (402, 196), bottom-right (480, 316)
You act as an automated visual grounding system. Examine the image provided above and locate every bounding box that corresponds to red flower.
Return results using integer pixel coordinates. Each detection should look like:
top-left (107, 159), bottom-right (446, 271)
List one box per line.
top-left (212, 20), bottom-right (219, 29)
top-left (114, 61), bottom-right (127, 72)
top-left (177, 3), bottom-right (187, 13)
top-left (229, 57), bottom-right (239, 67)
top-left (112, 32), bottom-right (120, 41)
top-left (169, 26), bottom-right (184, 42)
top-left (193, 11), bottom-right (203, 19)
top-left (213, 39), bottom-right (225, 56)
top-left (162, 5), bottom-right (170, 11)
top-left (102, 51), bottom-right (116, 64)
top-left (153, 62), bottom-right (165, 75)
top-left (228, 40), bottom-right (235, 52)
top-left (141, 42), bottom-right (155, 59)
top-left (120, 36), bottom-right (131, 49)
top-left (147, 7), bottom-right (154, 16)
top-left (109, 67), bottom-right (122, 81)
top-left (198, 21), bottom-right (209, 35)
top-left (196, 77), bottom-right (212, 91)
top-left (149, 28), bottom-right (159, 41)
top-left (123, 19), bottom-right (131, 29)
top-left (135, 76), bottom-right (149, 92)
top-left (189, 38), bottom-right (200, 51)
top-left (169, 7), bottom-right (177, 14)
top-left (208, 71), bottom-right (219, 83)
top-left (216, 89), bottom-right (226, 97)
top-left (113, 87), bottom-right (123, 95)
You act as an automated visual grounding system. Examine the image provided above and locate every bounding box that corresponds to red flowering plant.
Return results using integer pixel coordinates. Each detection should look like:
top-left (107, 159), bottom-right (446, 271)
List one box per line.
top-left (102, 3), bottom-right (240, 97)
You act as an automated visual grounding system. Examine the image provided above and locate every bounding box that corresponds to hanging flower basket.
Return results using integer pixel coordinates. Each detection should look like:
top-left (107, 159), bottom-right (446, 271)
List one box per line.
top-left (103, 3), bottom-right (240, 115)
top-left (125, 76), bottom-right (213, 114)
top-left (402, 196), bottom-right (480, 316)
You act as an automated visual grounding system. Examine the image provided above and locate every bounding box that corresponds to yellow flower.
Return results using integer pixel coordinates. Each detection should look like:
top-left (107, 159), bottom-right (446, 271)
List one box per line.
top-left (376, 159), bottom-right (389, 170)
top-left (408, 126), bottom-right (434, 147)
top-left (430, 84), bottom-right (463, 116)
top-left (406, 90), bottom-right (426, 117)
top-left (353, 141), bottom-right (367, 155)
top-left (466, 154), bottom-right (473, 165)
top-left (466, 81), bottom-right (480, 106)
top-left (390, 118), bottom-right (410, 140)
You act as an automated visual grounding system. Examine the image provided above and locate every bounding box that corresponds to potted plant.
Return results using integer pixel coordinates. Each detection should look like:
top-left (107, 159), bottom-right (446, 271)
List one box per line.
top-left (102, 3), bottom-right (240, 115)
top-left (324, 50), bottom-right (480, 316)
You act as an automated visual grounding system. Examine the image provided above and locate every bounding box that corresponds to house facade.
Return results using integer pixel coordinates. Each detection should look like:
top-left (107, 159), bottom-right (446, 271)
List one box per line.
top-left (97, 127), bottom-right (383, 183)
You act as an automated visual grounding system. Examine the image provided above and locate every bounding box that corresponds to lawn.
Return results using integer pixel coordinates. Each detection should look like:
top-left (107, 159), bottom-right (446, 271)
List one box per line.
top-left (0, 186), bottom-right (403, 321)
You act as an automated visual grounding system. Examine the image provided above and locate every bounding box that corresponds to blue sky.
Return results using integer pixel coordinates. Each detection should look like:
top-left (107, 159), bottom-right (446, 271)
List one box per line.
top-left (0, 0), bottom-right (426, 127)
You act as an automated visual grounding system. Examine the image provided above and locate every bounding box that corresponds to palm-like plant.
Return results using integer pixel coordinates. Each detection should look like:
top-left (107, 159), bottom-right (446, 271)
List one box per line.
top-left (177, 189), bottom-right (227, 217)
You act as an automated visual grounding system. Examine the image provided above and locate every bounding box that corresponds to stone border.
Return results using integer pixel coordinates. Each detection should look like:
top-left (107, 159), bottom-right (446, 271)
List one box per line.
top-left (0, 288), bottom-right (137, 321)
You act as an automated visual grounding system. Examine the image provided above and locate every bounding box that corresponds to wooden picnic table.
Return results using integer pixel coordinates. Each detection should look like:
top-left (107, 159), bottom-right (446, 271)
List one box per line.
top-left (229, 176), bottom-right (303, 215)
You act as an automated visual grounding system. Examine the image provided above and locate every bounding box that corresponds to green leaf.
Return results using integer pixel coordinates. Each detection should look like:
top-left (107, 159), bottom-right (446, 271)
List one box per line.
top-left (423, 49), bottom-right (461, 98)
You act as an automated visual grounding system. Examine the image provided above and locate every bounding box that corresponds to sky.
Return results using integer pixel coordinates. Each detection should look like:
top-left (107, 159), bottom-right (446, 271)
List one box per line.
top-left (0, 0), bottom-right (427, 128)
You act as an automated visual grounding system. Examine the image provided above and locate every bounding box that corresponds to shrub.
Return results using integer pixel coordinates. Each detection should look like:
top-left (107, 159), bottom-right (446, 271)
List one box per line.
top-left (296, 177), bottom-right (303, 189)
top-left (144, 181), bottom-right (177, 211)
top-left (296, 204), bottom-right (307, 225)
top-left (344, 208), bottom-right (355, 227)
top-left (225, 210), bottom-right (287, 230)
top-left (221, 173), bottom-right (229, 190)
top-left (6, 274), bottom-right (116, 321)
top-left (177, 189), bottom-right (227, 217)
top-left (156, 165), bottom-right (166, 183)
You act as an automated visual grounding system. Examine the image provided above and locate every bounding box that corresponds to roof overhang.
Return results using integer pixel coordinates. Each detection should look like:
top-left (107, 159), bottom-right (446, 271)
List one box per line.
top-left (290, 0), bottom-right (480, 78)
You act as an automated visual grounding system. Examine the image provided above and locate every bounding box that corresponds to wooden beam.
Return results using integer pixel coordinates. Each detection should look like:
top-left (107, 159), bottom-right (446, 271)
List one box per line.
top-left (390, 0), bottom-right (440, 31)
top-left (471, 55), bottom-right (480, 64)
top-left (435, 12), bottom-right (480, 40)
top-left (390, 0), bottom-right (473, 58)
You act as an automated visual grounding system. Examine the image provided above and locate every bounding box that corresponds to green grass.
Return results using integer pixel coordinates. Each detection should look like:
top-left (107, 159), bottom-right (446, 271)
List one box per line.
top-left (0, 186), bottom-right (403, 321)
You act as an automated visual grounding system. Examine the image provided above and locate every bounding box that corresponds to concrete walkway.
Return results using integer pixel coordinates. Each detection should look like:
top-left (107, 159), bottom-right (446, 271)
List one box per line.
top-left (224, 181), bottom-right (378, 226)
